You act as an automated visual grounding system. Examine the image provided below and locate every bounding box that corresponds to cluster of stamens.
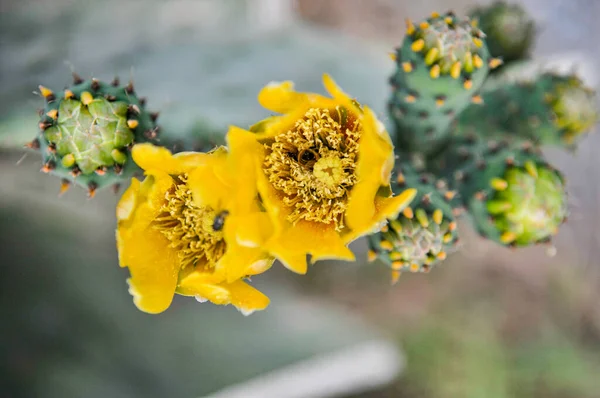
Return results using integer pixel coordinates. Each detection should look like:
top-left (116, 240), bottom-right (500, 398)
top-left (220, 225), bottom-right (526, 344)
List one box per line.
top-left (262, 106), bottom-right (361, 231)
top-left (153, 175), bottom-right (226, 270)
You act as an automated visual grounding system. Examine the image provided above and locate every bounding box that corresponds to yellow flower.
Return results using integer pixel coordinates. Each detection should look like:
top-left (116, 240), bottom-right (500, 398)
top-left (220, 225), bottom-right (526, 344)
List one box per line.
top-left (116, 144), bottom-right (272, 314)
top-left (215, 74), bottom-right (416, 274)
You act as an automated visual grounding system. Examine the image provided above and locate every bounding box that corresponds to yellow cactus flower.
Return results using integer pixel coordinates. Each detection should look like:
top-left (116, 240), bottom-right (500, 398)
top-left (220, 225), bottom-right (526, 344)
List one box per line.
top-left (116, 144), bottom-right (272, 314)
top-left (206, 74), bottom-right (416, 274)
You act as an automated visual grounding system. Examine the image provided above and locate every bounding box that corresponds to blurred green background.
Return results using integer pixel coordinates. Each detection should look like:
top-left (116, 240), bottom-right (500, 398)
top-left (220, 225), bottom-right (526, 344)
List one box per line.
top-left (1, 1), bottom-right (600, 397)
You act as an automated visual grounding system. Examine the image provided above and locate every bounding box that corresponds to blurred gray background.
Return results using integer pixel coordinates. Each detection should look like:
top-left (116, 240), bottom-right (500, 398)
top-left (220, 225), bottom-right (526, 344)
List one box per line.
top-left (1, 1), bottom-right (600, 397)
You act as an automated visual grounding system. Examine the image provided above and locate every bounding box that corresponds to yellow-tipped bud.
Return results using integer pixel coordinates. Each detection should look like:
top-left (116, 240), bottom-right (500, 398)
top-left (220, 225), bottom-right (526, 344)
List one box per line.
top-left (489, 58), bottom-right (504, 69)
top-left (500, 231), bottom-right (517, 244)
top-left (402, 62), bottom-right (413, 72)
top-left (450, 61), bottom-right (462, 79)
top-left (424, 47), bottom-right (439, 65)
top-left (416, 208), bottom-right (429, 228)
top-left (367, 250), bottom-right (377, 263)
top-left (46, 109), bottom-right (58, 119)
top-left (411, 39), bottom-right (425, 52)
top-left (127, 119), bottom-right (139, 129)
top-left (524, 160), bottom-right (538, 178)
top-left (39, 85), bottom-right (54, 98)
top-left (61, 153), bottom-right (76, 168)
top-left (403, 207), bottom-right (414, 219)
top-left (80, 91), bottom-right (93, 105)
top-left (405, 19), bottom-right (415, 35)
top-left (433, 209), bottom-right (443, 225)
top-left (490, 177), bottom-right (508, 191)
top-left (463, 51), bottom-right (474, 73)
top-left (111, 149), bottom-right (128, 164)
top-left (380, 240), bottom-right (394, 251)
top-left (430, 64), bottom-right (440, 79)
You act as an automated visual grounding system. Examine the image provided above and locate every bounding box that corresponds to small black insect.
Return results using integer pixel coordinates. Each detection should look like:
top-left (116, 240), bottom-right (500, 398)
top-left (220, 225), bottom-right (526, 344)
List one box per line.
top-left (212, 210), bottom-right (229, 232)
top-left (298, 148), bottom-right (319, 167)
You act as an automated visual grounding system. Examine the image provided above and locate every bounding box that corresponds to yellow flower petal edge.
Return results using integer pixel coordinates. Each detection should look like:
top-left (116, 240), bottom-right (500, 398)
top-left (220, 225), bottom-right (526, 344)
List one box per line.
top-left (177, 271), bottom-right (270, 315)
top-left (115, 143), bottom-right (272, 314)
top-left (223, 73), bottom-right (414, 273)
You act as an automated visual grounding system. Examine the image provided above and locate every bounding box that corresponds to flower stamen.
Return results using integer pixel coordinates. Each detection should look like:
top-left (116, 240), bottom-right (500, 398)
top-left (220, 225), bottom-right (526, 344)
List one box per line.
top-left (153, 174), bottom-right (226, 269)
top-left (263, 107), bottom-right (361, 230)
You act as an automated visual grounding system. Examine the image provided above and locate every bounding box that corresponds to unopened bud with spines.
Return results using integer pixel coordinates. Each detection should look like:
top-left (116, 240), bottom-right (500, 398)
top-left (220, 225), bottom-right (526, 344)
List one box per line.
top-left (28, 75), bottom-right (159, 196)
top-left (468, 1), bottom-right (535, 66)
top-left (432, 137), bottom-right (568, 247)
top-left (389, 11), bottom-right (502, 155)
top-left (367, 163), bottom-right (461, 283)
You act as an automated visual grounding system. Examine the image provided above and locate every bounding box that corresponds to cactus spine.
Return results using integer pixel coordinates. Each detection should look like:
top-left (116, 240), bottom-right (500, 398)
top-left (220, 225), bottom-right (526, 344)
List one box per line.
top-left (28, 74), bottom-right (160, 196)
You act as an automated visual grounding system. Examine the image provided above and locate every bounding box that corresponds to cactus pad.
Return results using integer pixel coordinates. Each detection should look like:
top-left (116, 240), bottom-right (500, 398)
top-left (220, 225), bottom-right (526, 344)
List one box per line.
top-left (469, 1), bottom-right (535, 65)
top-left (368, 163), bottom-right (460, 280)
top-left (455, 72), bottom-right (598, 149)
top-left (29, 75), bottom-right (159, 196)
top-left (389, 11), bottom-right (500, 155)
top-left (434, 137), bottom-right (568, 247)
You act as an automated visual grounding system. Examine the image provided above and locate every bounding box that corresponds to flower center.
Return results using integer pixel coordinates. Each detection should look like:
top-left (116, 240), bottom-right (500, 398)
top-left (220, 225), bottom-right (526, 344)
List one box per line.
top-left (153, 174), bottom-right (226, 269)
top-left (263, 107), bottom-right (361, 230)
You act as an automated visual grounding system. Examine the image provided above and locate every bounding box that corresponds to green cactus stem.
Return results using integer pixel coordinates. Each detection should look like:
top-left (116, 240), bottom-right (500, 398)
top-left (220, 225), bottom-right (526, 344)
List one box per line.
top-left (388, 11), bottom-right (501, 155)
top-left (468, 1), bottom-right (535, 66)
top-left (367, 163), bottom-right (461, 282)
top-left (27, 74), bottom-right (159, 197)
top-left (433, 137), bottom-right (568, 247)
top-left (454, 72), bottom-right (598, 150)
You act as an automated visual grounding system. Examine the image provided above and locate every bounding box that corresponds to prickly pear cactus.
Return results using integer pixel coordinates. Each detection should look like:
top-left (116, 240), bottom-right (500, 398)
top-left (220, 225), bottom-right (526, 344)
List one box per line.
top-left (389, 11), bottom-right (501, 155)
top-left (455, 72), bottom-right (598, 149)
top-left (367, 163), bottom-right (461, 281)
top-left (468, 1), bottom-right (535, 66)
top-left (27, 74), bottom-right (159, 196)
top-left (14, 7), bottom-right (599, 302)
top-left (432, 137), bottom-right (568, 247)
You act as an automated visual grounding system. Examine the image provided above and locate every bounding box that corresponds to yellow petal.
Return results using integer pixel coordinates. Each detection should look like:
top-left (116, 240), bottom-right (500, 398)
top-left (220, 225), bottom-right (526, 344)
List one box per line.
top-left (187, 150), bottom-right (232, 210)
top-left (215, 241), bottom-right (273, 283)
top-left (257, 80), bottom-right (311, 113)
top-left (132, 143), bottom-right (209, 174)
top-left (117, 223), bottom-right (179, 314)
top-left (265, 220), bottom-right (355, 274)
top-left (177, 272), bottom-right (270, 312)
top-left (322, 73), bottom-right (363, 115)
top-left (345, 107), bottom-right (395, 232)
top-left (116, 178), bottom-right (140, 222)
top-left (225, 213), bottom-right (274, 248)
top-left (225, 126), bottom-right (269, 213)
